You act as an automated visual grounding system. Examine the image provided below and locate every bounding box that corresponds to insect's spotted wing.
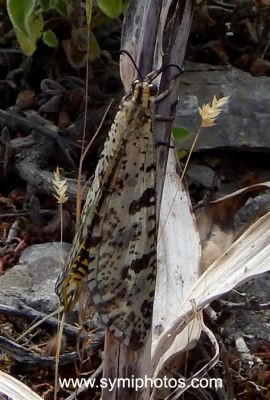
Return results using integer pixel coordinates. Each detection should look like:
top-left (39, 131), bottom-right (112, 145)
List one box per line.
top-left (87, 102), bottom-right (156, 349)
top-left (56, 81), bottom-right (157, 349)
top-left (55, 102), bottom-right (126, 311)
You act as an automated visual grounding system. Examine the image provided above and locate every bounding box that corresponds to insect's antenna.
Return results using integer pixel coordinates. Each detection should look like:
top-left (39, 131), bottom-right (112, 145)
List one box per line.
top-left (149, 64), bottom-right (183, 83)
top-left (120, 49), bottom-right (143, 80)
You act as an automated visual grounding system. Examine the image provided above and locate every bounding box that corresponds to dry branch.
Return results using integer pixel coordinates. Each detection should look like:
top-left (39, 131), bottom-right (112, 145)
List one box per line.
top-left (101, 1), bottom-right (195, 399)
top-left (0, 335), bottom-right (76, 368)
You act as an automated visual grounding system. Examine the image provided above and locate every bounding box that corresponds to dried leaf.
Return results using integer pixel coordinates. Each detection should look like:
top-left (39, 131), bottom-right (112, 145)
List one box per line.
top-left (153, 210), bottom-right (270, 377)
top-left (153, 150), bottom-right (200, 341)
top-left (197, 181), bottom-right (270, 271)
top-left (0, 371), bottom-right (42, 400)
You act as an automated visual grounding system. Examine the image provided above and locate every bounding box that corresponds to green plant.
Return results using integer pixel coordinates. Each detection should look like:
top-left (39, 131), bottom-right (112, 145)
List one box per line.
top-left (7, 0), bottom-right (128, 59)
top-left (6, 0), bottom-right (66, 56)
top-left (96, 0), bottom-right (128, 19)
top-left (172, 125), bottom-right (191, 144)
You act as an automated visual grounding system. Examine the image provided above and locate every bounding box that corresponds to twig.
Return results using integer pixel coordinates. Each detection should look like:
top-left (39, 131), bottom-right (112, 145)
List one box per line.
top-left (235, 335), bottom-right (263, 368)
top-left (0, 49), bottom-right (22, 54)
top-left (15, 161), bottom-right (88, 199)
top-left (64, 363), bottom-right (103, 400)
top-left (0, 109), bottom-right (75, 167)
top-left (235, 370), bottom-right (267, 394)
top-left (0, 303), bottom-right (103, 345)
top-left (0, 335), bottom-right (76, 368)
top-left (220, 343), bottom-right (235, 400)
top-left (0, 210), bottom-right (55, 219)
top-left (76, 99), bottom-right (113, 224)
top-left (211, 0), bottom-right (235, 9)
top-left (220, 298), bottom-right (270, 311)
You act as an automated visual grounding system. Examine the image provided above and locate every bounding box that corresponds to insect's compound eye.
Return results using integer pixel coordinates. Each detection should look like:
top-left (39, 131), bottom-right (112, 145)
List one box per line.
top-left (149, 83), bottom-right (158, 96)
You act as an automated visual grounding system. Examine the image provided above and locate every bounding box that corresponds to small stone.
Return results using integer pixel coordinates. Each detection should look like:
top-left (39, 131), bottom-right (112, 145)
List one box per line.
top-left (0, 242), bottom-right (71, 313)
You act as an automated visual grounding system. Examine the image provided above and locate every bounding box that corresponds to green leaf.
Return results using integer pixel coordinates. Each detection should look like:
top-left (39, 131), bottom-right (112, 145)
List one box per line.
top-left (39, 0), bottom-right (51, 11)
top-left (7, 0), bottom-right (36, 36)
top-left (88, 30), bottom-right (100, 61)
top-left (85, 0), bottom-right (92, 27)
top-left (96, 0), bottom-right (123, 18)
top-left (172, 126), bottom-right (191, 143)
top-left (14, 13), bottom-right (43, 56)
top-left (176, 149), bottom-right (188, 160)
top-left (91, 13), bottom-right (110, 29)
top-left (42, 30), bottom-right (59, 47)
top-left (122, 0), bottom-right (129, 14)
top-left (53, 0), bottom-right (67, 16)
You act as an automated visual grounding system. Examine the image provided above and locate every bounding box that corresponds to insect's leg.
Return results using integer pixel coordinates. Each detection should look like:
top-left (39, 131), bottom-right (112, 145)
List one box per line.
top-left (156, 141), bottom-right (175, 149)
top-left (154, 114), bottom-right (174, 121)
top-left (154, 71), bottom-right (181, 103)
top-left (154, 88), bottom-right (171, 103)
top-left (146, 70), bottom-right (159, 81)
top-left (155, 97), bottom-right (178, 148)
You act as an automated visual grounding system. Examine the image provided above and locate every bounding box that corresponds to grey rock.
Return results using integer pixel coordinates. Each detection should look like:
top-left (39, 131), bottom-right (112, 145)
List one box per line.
top-left (0, 242), bottom-right (71, 312)
top-left (187, 164), bottom-right (215, 187)
top-left (234, 193), bottom-right (270, 231)
top-left (176, 62), bottom-right (270, 150)
top-left (226, 272), bottom-right (270, 342)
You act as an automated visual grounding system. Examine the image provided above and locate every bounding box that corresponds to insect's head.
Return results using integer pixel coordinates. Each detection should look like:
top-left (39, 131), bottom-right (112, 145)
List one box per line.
top-left (130, 78), bottom-right (158, 107)
top-left (120, 49), bottom-right (183, 105)
top-left (131, 79), bottom-right (158, 96)
top-left (128, 79), bottom-right (157, 108)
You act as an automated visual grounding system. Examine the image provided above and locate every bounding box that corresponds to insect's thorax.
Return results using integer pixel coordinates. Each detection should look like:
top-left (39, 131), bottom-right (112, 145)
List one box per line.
top-left (122, 81), bottom-right (154, 127)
